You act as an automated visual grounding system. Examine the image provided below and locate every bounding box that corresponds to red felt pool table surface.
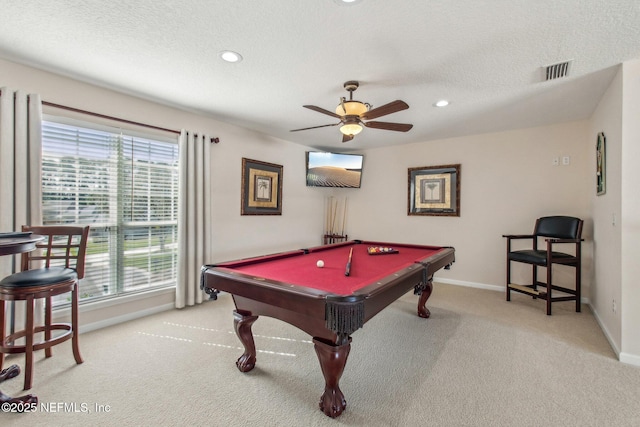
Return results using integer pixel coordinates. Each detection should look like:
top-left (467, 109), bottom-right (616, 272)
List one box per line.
top-left (214, 241), bottom-right (446, 295)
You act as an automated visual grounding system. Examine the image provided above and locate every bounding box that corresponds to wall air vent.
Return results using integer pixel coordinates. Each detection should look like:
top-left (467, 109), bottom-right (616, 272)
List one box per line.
top-left (544, 60), bottom-right (573, 81)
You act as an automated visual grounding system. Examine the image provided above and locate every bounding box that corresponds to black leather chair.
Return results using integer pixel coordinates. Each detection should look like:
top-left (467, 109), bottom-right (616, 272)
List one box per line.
top-left (0, 225), bottom-right (89, 390)
top-left (503, 216), bottom-right (583, 315)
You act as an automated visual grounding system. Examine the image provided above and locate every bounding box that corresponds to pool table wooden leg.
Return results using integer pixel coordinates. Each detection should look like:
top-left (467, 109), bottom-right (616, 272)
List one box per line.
top-left (0, 365), bottom-right (38, 410)
top-left (313, 337), bottom-right (351, 418)
top-left (417, 277), bottom-right (434, 318)
top-left (233, 310), bottom-right (259, 372)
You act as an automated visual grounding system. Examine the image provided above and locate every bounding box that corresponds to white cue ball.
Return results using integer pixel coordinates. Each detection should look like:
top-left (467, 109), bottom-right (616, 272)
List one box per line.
top-left (316, 260), bottom-right (324, 268)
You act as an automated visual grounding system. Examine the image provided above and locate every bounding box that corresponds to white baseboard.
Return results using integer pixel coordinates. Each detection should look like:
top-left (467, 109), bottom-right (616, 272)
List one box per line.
top-left (78, 302), bottom-right (175, 334)
top-left (588, 303), bottom-right (640, 367)
top-left (435, 277), bottom-right (503, 292)
top-left (436, 278), bottom-right (591, 305)
top-left (619, 352), bottom-right (640, 366)
top-left (49, 287), bottom-right (176, 334)
top-left (589, 303), bottom-right (621, 358)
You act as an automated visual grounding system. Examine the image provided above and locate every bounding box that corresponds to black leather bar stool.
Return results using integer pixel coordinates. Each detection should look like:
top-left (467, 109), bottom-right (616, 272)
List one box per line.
top-left (0, 225), bottom-right (89, 390)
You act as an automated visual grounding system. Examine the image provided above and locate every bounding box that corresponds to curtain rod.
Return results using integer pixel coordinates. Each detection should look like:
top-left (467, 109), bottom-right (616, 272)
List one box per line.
top-left (41, 100), bottom-right (220, 144)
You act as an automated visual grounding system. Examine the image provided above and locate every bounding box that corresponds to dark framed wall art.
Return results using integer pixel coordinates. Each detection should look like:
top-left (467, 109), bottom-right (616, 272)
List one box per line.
top-left (596, 132), bottom-right (606, 196)
top-left (408, 164), bottom-right (460, 216)
top-left (241, 158), bottom-right (283, 215)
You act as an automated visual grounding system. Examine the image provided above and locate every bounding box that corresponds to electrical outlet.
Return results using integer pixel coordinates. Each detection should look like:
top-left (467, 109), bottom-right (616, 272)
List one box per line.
top-left (562, 156), bottom-right (570, 165)
top-left (612, 299), bottom-right (617, 313)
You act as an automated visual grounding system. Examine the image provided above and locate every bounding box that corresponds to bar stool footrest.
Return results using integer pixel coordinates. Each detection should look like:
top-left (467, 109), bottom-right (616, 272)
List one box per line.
top-left (1, 323), bottom-right (73, 354)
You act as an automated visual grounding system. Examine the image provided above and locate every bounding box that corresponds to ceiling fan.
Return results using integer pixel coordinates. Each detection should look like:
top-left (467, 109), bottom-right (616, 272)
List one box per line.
top-left (290, 81), bottom-right (413, 142)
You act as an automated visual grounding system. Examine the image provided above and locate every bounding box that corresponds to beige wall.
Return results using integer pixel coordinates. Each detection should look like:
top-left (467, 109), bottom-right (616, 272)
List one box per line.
top-left (587, 59), bottom-right (640, 365)
top-left (346, 121), bottom-right (591, 292)
top-left (589, 66), bottom-right (623, 354)
top-left (620, 59), bottom-right (640, 363)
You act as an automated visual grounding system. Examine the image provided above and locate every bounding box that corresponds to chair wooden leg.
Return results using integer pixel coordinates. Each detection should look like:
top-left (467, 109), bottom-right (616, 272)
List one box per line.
top-left (546, 266), bottom-right (552, 316)
top-left (576, 265), bottom-right (582, 313)
top-left (505, 260), bottom-right (511, 301)
top-left (45, 296), bottom-right (52, 358)
top-left (24, 297), bottom-right (34, 390)
top-left (71, 284), bottom-right (83, 364)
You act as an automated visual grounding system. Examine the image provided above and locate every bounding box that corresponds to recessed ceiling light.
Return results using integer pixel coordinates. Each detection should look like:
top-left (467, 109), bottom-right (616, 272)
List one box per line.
top-left (334, 0), bottom-right (363, 5)
top-left (219, 50), bottom-right (243, 63)
top-left (434, 100), bottom-right (449, 107)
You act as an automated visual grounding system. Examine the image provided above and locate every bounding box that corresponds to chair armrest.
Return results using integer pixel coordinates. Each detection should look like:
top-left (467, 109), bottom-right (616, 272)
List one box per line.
top-left (504, 234), bottom-right (535, 253)
top-left (545, 238), bottom-right (583, 244)
top-left (502, 234), bottom-right (534, 239)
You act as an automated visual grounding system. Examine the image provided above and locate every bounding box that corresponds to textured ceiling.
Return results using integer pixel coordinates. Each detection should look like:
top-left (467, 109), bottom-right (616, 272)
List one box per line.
top-left (1, 0), bottom-right (639, 152)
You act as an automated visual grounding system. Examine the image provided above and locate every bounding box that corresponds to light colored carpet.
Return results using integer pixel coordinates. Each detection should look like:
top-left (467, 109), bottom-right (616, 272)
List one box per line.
top-left (2, 283), bottom-right (639, 426)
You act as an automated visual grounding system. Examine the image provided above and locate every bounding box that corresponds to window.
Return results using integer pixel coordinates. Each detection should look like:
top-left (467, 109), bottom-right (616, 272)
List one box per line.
top-left (41, 118), bottom-right (179, 304)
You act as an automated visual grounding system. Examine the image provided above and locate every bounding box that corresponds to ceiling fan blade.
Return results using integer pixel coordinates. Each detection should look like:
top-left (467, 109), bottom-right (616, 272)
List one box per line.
top-left (290, 122), bottom-right (340, 132)
top-left (363, 121), bottom-right (413, 132)
top-left (360, 100), bottom-right (409, 120)
top-left (303, 105), bottom-right (341, 119)
top-left (342, 133), bottom-right (355, 143)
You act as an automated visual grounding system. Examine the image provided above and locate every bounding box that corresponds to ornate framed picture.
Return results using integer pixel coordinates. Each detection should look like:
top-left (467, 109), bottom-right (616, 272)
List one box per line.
top-left (408, 164), bottom-right (460, 216)
top-left (596, 132), bottom-right (606, 196)
top-left (241, 158), bottom-right (283, 215)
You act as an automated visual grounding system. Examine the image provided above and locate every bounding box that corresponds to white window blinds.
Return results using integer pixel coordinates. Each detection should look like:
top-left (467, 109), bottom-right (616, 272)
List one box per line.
top-left (41, 119), bottom-right (179, 303)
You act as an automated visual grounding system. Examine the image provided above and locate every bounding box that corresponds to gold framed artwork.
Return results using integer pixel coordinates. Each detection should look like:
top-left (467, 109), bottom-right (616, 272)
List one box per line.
top-left (596, 132), bottom-right (606, 196)
top-left (408, 164), bottom-right (460, 216)
top-left (241, 158), bottom-right (283, 215)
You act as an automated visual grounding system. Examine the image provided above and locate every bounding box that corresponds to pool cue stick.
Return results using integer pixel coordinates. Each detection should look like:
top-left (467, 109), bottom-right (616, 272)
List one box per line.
top-left (345, 247), bottom-right (353, 276)
top-left (341, 197), bottom-right (347, 237)
top-left (325, 197), bottom-right (331, 235)
top-left (327, 196), bottom-right (331, 235)
top-left (327, 196), bottom-right (334, 235)
top-left (331, 197), bottom-right (338, 235)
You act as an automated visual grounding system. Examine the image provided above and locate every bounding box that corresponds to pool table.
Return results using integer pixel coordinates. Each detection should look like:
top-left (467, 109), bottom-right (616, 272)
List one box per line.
top-left (200, 240), bottom-right (454, 418)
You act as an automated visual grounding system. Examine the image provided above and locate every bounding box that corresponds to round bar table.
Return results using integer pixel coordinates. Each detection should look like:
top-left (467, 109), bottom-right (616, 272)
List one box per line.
top-left (0, 233), bottom-right (43, 409)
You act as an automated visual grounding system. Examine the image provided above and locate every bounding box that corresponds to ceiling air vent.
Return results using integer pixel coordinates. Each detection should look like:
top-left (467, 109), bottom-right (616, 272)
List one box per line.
top-left (544, 60), bottom-right (573, 81)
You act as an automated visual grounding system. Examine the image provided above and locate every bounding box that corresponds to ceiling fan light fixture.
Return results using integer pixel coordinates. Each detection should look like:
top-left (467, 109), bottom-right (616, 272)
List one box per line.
top-left (335, 101), bottom-right (368, 116)
top-left (340, 122), bottom-right (363, 136)
top-left (291, 80), bottom-right (412, 140)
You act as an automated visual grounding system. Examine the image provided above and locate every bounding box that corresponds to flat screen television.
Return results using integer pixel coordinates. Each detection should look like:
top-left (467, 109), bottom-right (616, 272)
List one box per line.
top-left (306, 151), bottom-right (364, 188)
